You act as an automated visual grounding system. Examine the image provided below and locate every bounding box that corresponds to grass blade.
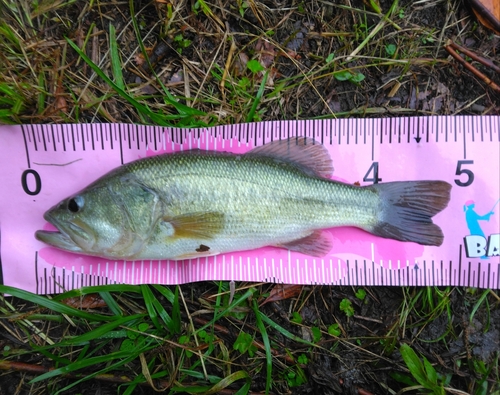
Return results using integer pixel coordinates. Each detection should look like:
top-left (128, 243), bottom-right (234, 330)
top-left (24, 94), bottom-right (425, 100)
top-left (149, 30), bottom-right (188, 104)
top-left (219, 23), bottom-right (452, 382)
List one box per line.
top-left (172, 286), bottom-right (182, 333)
top-left (245, 72), bottom-right (268, 123)
top-left (30, 349), bottom-right (138, 383)
top-left (99, 291), bottom-right (123, 316)
top-left (204, 370), bottom-right (250, 394)
top-left (253, 301), bottom-right (272, 394)
top-left (108, 24), bottom-right (125, 90)
top-left (140, 285), bottom-right (161, 329)
top-left (149, 285), bottom-right (179, 333)
top-left (258, 313), bottom-right (317, 348)
top-left (399, 344), bottom-right (429, 387)
top-left (65, 37), bottom-right (170, 125)
top-left (151, 284), bottom-right (175, 303)
top-left (53, 284), bottom-right (142, 300)
top-left (0, 286), bottom-right (117, 322)
top-left (61, 314), bottom-right (145, 344)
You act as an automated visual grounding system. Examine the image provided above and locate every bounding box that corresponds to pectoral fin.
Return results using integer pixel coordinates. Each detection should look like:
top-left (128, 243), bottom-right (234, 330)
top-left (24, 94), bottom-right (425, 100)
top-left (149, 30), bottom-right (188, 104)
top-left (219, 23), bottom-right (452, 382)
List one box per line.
top-left (277, 230), bottom-right (333, 257)
top-left (163, 212), bottom-right (225, 240)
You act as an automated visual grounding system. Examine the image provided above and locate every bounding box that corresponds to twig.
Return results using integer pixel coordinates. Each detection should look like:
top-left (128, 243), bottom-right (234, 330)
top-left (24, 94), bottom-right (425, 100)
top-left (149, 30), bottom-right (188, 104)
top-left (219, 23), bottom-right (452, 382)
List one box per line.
top-left (444, 40), bottom-right (500, 93)
top-left (0, 360), bottom-right (133, 385)
top-left (446, 40), bottom-right (500, 74)
top-left (220, 31), bottom-right (237, 100)
top-left (0, 360), bottom-right (261, 394)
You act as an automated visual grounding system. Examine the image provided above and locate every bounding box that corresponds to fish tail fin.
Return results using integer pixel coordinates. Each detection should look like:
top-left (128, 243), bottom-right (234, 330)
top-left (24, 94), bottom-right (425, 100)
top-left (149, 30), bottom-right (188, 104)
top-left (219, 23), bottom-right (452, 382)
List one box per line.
top-left (369, 181), bottom-right (452, 246)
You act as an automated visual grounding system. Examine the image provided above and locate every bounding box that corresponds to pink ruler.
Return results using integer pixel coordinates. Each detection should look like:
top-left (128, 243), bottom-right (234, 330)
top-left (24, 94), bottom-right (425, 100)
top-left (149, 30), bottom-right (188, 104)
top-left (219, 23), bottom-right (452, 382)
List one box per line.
top-left (0, 117), bottom-right (499, 294)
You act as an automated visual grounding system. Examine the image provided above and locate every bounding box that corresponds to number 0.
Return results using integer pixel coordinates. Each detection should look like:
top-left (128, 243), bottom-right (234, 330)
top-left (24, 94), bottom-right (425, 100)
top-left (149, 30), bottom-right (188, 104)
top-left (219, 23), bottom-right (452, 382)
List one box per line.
top-left (454, 160), bottom-right (474, 187)
top-left (21, 169), bottom-right (42, 196)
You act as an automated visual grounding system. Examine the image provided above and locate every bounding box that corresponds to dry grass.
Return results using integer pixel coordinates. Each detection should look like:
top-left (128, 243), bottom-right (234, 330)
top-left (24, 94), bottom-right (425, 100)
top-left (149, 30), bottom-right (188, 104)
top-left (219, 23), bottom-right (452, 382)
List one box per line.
top-left (0, 0), bottom-right (498, 125)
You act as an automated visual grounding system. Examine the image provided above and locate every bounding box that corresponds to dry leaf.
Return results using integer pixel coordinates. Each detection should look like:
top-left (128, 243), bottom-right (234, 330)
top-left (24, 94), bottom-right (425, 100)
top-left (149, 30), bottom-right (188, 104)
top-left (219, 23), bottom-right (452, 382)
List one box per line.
top-left (62, 294), bottom-right (107, 309)
top-left (261, 284), bottom-right (303, 305)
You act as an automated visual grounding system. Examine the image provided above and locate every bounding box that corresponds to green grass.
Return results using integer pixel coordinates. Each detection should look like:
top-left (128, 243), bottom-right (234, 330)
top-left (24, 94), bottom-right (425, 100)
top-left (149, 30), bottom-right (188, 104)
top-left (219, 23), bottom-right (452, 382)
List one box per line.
top-left (1, 284), bottom-right (498, 394)
top-left (0, 284), bottom-right (255, 394)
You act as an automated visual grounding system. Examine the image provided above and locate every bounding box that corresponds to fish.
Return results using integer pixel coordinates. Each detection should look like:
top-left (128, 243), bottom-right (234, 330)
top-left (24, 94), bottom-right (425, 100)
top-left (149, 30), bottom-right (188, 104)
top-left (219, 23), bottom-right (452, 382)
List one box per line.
top-left (35, 137), bottom-right (452, 260)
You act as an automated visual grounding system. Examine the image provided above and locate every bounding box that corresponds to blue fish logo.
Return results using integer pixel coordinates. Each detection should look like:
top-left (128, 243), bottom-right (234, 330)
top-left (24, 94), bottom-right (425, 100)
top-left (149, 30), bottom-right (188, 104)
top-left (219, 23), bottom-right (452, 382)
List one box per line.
top-left (463, 199), bottom-right (499, 259)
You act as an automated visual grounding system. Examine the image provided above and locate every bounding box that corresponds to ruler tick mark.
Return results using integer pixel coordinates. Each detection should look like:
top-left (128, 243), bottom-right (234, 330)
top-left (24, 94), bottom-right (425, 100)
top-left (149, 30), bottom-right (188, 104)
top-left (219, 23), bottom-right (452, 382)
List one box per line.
top-left (364, 118), bottom-right (367, 145)
top-left (41, 126), bottom-right (48, 151)
top-left (425, 117), bottom-right (429, 143)
top-left (109, 125), bottom-right (114, 150)
top-left (71, 124), bottom-right (76, 151)
top-left (463, 118), bottom-right (467, 159)
top-left (100, 124), bottom-right (104, 150)
top-left (30, 125), bottom-right (38, 151)
top-left (119, 126), bottom-right (124, 165)
top-left (50, 125), bottom-right (57, 151)
top-left (371, 120), bottom-right (375, 161)
top-left (80, 126), bottom-right (86, 151)
top-left (127, 124), bottom-right (132, 150)
top-left (21, 125), bottom-right (31, 168)
top-left (90, 125), bottom-right (95, 150)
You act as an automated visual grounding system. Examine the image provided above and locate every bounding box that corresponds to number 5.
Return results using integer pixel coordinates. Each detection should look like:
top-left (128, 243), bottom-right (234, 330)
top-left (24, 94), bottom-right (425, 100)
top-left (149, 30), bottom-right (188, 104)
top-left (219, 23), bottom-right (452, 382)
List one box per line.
top-left (454, 160), bottom-right (474, 187)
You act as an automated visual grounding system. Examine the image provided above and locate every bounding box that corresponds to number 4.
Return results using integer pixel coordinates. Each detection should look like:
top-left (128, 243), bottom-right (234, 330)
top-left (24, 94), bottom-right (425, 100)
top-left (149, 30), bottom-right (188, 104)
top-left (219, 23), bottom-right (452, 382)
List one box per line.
top-left (363, 162), bottom-right (382, 184)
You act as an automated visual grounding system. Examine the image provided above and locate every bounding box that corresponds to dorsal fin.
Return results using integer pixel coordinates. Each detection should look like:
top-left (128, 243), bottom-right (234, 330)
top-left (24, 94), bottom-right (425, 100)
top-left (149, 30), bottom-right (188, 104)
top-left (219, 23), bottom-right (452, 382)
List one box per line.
top-left (246, 137), bottom-right (333, 178)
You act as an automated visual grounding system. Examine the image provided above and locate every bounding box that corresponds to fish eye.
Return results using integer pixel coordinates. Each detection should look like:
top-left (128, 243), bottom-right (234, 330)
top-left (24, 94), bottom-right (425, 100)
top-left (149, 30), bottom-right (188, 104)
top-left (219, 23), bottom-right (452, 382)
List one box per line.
top-left (68, 196), bottom-right (84, 213)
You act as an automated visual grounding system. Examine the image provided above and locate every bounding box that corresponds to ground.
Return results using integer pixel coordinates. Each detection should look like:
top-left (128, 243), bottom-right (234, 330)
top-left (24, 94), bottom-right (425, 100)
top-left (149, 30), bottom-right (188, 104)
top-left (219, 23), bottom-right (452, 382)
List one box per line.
top-left (0, 0), bottom-right (499, 394)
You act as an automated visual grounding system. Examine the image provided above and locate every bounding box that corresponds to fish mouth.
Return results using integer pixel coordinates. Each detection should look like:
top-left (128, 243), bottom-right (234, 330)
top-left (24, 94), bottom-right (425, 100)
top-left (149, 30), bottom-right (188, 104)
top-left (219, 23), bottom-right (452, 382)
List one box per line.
top-left (35, 229), bottom-right (84, 252)
top-left (35, 213), bottom-right (87, 253)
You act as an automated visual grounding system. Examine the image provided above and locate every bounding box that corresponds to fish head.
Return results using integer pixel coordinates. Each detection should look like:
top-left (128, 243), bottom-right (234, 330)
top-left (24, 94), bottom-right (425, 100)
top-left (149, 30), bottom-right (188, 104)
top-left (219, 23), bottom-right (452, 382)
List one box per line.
top-left (35, 183), bottom-right (133, 257)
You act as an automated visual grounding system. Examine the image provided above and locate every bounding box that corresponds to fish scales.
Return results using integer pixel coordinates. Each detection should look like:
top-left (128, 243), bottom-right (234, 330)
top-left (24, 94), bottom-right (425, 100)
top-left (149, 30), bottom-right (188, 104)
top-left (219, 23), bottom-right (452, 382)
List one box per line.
top-left (129, 152), bottom-right (378, 228)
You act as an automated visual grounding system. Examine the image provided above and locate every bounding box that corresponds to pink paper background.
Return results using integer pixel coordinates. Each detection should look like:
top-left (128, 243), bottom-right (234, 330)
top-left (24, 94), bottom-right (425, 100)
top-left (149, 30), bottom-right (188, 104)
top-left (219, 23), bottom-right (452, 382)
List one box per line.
top-left (0, 118), bottom-right (498, 293)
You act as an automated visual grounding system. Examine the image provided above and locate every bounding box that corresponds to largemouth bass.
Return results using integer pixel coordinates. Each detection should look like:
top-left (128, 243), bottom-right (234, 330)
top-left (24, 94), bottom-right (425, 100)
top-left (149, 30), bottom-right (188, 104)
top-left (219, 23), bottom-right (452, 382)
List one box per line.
top-left (35, 138), bottom-right (451, 260)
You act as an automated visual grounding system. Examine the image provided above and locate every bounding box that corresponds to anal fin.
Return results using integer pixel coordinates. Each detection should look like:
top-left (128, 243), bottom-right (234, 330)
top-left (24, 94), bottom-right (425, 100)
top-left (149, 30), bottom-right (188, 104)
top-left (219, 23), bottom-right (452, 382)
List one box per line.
top-left (277, 230), bottom-right (333, 257)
